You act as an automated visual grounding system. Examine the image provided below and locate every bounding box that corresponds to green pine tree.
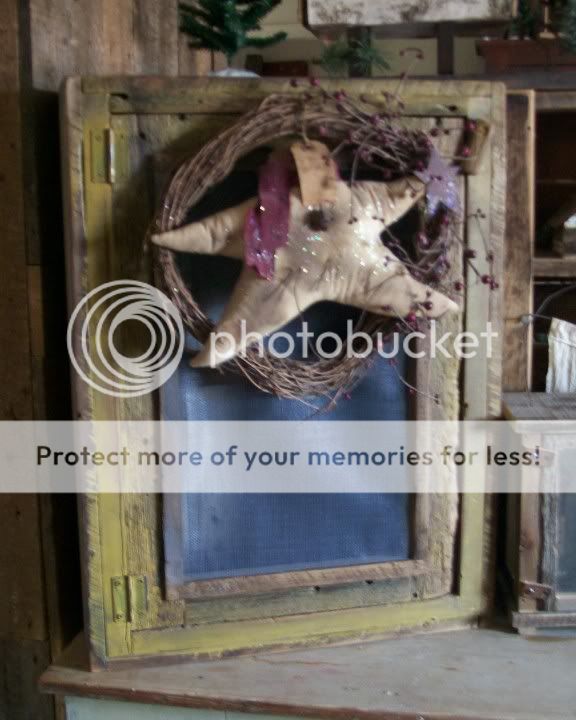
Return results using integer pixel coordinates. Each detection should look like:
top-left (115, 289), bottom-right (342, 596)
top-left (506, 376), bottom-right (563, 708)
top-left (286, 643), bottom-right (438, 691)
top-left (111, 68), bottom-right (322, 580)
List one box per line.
top-left (509, 0), bottom-right (537, 39)
top-left (562, 0), bottom-right (576, 52)
top-left (179, 0), bottom-right (288, 64)
top-left (320, 40), bottom-right (390, 77)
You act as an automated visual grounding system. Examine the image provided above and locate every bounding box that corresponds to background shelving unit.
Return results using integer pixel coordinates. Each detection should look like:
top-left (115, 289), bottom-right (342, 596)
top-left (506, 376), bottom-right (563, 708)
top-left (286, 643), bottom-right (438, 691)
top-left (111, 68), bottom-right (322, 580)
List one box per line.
top-left (531, 91), bottom-right (576, 390)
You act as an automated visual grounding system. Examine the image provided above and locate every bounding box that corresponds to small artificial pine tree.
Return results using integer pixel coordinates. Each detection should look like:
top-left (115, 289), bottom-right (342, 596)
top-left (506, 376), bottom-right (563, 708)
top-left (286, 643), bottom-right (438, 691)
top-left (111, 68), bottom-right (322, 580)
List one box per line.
top-left (179, 0), bottom-right (288, 64)
top-left (508, 0), bottom-right (537, 38)
top-left (562, 0), bottom-right (576, 52)
top-left (320, 40), bottom-right (390, 77)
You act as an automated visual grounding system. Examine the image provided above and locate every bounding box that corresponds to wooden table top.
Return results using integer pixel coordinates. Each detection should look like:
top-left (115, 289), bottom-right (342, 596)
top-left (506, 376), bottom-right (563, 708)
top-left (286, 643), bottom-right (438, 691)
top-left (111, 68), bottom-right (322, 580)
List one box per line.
top-left (40, 628), bottom-right (576, 720)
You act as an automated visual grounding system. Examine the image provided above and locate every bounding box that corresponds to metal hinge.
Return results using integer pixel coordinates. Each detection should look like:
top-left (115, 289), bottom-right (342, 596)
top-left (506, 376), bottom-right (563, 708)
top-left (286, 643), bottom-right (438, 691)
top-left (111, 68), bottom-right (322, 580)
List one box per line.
top-left (90, 128), bottom-right (129, 184)
top-left (520, 581), bottom-right (552, 601)
top-left (111, 575), bottom-right (148, 623)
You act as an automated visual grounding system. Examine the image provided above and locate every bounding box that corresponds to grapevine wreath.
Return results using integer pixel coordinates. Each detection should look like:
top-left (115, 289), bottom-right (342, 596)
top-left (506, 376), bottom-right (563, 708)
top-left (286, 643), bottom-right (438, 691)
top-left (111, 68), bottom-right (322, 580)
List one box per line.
top-left (152, 82), bottom-right (494, 404)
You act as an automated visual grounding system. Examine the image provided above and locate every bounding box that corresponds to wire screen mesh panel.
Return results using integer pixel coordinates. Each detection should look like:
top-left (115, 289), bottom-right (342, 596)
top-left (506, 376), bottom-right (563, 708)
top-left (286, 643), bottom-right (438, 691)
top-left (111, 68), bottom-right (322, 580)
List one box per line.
top-left (161, 165), bottom-right (412, 582)
top-left (558, 450), bottom-right (576, 594)
top-left (180, 494), bottom-right (409, 580)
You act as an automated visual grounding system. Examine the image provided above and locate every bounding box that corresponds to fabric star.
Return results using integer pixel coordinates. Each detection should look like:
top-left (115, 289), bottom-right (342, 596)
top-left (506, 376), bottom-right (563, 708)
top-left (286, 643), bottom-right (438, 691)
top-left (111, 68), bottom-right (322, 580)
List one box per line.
top-left (152, 177), bottom-right (459, 367)
top-left (415, 146), bottom-right (461, 215)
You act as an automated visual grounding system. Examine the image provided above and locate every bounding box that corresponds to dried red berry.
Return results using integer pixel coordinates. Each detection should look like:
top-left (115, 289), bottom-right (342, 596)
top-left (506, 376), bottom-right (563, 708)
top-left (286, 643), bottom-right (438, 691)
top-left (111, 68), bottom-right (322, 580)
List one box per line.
top-left (464, 249), bottom-right (477, 259)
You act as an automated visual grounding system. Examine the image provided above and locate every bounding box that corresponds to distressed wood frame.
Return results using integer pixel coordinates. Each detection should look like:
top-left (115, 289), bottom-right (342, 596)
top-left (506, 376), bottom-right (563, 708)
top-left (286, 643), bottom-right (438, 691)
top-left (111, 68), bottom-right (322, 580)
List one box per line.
top-left (61, 77), bottom-right (505, 667)
top-left (502, 89), bottom-right (576, 632)
top-left (162, 112), bottom-right (467, 603)
top-left (504, 393), bottom-right (576, 631)
top-left (503, 91), bottom-right (535, 393)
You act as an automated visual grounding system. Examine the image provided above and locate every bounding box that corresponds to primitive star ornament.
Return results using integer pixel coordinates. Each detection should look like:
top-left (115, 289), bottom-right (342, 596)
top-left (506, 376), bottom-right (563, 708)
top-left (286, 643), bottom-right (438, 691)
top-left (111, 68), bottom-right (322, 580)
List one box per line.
top-left (415, 146), bottom-right (461, 216)
top-left (153, 175), bottom-right (459, 368)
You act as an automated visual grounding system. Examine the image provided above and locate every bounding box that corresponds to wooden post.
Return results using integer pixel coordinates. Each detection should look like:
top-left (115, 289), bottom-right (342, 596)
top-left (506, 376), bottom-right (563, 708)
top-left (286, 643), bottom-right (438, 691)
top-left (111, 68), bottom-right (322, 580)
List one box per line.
top-left (437, 22), bottom-right (455, 75)
top-left (503, 92), bottom-right (535, 392)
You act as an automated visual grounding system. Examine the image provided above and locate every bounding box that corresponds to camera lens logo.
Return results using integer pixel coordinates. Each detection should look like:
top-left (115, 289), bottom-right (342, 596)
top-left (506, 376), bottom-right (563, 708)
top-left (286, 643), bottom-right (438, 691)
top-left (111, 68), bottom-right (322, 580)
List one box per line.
top-left (67, 281), bottom-right (185, 398)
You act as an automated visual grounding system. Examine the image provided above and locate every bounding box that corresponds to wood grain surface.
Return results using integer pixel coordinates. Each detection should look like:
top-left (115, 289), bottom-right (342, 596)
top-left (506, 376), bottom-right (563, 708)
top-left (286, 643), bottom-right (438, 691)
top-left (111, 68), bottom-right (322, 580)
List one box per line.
top-left (41, 629), bottom-right (576, 720)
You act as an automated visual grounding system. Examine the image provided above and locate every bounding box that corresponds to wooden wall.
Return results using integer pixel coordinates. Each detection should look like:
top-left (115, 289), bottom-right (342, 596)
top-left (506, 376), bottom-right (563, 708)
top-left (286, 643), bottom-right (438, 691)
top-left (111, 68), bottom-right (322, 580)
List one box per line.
top-left (0, 1), bottom-right (178, 718)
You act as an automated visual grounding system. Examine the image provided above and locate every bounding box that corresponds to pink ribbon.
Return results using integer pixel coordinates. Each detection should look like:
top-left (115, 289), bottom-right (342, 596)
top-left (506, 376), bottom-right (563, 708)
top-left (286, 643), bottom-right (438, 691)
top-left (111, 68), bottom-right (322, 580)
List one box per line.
top-left (245, 151), bottom-right (295, 280)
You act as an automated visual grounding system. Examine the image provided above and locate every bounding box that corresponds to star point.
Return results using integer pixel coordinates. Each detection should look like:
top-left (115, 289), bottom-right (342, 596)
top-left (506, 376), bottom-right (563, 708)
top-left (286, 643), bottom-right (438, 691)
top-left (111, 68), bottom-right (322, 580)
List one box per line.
top-left (415, 147), bottom-right (461, 216)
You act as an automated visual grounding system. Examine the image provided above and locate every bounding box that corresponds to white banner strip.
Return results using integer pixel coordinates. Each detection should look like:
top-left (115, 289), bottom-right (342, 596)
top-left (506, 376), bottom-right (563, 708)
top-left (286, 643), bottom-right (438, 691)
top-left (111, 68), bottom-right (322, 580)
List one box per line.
top-left (2, 420), bottom-right (576, 493)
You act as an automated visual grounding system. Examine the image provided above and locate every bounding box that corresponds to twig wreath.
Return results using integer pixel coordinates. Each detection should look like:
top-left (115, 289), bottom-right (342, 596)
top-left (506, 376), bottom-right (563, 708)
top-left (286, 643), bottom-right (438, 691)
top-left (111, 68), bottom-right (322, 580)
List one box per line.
top-left (153, 79), bottom-right (496, 405)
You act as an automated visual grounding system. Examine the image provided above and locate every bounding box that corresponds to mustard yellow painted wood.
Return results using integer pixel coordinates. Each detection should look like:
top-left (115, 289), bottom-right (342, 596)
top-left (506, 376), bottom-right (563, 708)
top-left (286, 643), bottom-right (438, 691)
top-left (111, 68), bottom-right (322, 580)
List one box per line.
top-left (131, 597), bottom-right (478, 658)
top-left (61, 77), bottom-right (505, 665)
top-left (81, 91), bottom-right (132, 661)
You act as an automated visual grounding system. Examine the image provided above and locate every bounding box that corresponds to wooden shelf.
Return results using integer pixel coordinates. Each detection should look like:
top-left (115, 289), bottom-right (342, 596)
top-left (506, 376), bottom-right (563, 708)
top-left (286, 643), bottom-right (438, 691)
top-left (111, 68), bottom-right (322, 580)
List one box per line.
top-left (504, 392), bottom-right (576, 425)
top-left (537, 179), bottom-right (576, 187)
top-left (40, 630), bottom-right (575, 720)
top-left (534, 254), bottom-right (576, 278)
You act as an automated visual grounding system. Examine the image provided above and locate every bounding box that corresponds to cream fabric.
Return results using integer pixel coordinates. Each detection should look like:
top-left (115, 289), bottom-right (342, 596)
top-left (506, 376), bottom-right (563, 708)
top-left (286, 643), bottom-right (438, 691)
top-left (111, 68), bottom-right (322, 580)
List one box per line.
top-left (547, 318), bottom-right (576, 393)
top-left (153, 178), bottom-right (459, 367)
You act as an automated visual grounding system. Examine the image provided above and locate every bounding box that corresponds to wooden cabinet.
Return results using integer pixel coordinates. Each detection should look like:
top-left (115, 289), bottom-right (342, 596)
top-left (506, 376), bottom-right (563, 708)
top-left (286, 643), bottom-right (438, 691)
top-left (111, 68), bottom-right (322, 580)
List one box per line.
top-left (502, 90), bottom-right (576, 392)
top-left (61, 76), bottom-right (505, 666)
top-left (504, 393), bottom-right (576, 633)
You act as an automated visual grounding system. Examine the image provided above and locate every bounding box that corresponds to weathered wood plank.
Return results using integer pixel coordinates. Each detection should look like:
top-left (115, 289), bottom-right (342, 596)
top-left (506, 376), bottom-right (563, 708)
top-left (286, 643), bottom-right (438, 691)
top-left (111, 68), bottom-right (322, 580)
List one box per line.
top-left (305, 0), bottom-right (515, 26)
top-left (176, 561), bottom-right (429, 601)
top-left (84, 76), bottom-right (500, 97)
top-left (185, 578), bottom-right (415, 626)
top-left (0, 0), bottom-right (34, 421)
top-left (0, 495), bottom-right (46, 640)
top-left (503, 92), bottom-right (535, 392)
top-left (0, 636), bottom-right (53, 720)
top-left (30, 0), bottom-right (178, 90)
top-left (513, 610), bottom-right (576, 628)
top-left (130, 597), bottom-right (472, 657)
top-left (504, 392), bottom-right (576, 421)
top-left (517, 435), bottom-right (543, 614)
top-left (503, 396), bottom-right (545, 617)
top-left (533, 254), bottom-right (576, 278)
top-left (536, 91), bottom-right (576, 113)
top-left (41, 629), bottom-right (576, 720)
top-left (0, 0), bottom-right (181, 706)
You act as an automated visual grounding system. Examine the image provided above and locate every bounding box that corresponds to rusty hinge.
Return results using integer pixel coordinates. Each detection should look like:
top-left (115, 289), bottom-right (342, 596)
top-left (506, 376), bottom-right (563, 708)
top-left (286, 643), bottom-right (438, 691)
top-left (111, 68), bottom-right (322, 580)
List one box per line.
top-left (90, 127), bottom-right (129, 184)
top-left (111, 575), bottom-right (148, 623)
top-left (520, 581), bottom-right (552, 601)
